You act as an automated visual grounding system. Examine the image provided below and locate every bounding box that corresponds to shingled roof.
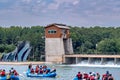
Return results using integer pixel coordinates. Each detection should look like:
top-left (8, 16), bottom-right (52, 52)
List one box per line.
top-left (46, 23), bottom-right (70, 29)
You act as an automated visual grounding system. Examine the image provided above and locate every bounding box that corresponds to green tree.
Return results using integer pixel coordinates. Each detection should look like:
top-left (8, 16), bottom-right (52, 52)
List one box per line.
top-left (97, 39), bottom-right (120, 54)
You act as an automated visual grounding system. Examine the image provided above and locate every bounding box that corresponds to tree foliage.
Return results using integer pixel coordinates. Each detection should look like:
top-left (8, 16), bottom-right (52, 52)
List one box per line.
top-left (0, 26), bottom-right (120, 61)
top-left (70, 26), bottom-right (120, 54)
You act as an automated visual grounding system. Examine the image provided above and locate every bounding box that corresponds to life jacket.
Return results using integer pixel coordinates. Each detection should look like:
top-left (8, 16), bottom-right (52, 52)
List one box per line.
top-left (35, 67), bottom-right (39, 73)
top-left (1, 71), bottom-right (5, 76)
top-left (83, 73), bottom-right (89, 79)
top-left (39, 69), bottom-right (43, 74)
top-left (108, 76), bottom-right (114, 80)
top-left (14, 70), bottom-right (19, 76)
top-left (31, 68), bottom-right (34, 74)
top-left (90, 76), bottom-right (95, 80)
top-left (102, 74), bottom-right (108, 80)
top-left (14, 72), bottom-right (18, 76)
top-left (77, 73), bottom-right (82, 79)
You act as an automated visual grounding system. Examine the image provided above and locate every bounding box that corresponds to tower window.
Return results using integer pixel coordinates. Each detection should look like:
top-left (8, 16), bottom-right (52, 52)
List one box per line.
top-left (48, 30), bottom-right (56, 34)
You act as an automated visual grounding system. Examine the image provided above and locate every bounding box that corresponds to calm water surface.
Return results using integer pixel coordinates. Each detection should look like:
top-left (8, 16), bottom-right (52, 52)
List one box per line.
top-left (0, 64), bottom-right (119, 80)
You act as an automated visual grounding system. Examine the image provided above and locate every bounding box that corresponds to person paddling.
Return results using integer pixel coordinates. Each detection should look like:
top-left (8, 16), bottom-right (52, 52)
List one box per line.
top-left (89, 73), bottom-right (95, 80)
top-left (83, 72), bottom-right (89, 79)
top-left (108, 74), bottom-right (114, 80)
top-left (30, 68), bottom-right (34, 74)
top-left (96, 73), bottom-right (100, 80)
top-left (13, 70), bottom-right (19, 76)
top-left (76, 72), bottom-right (82, 80)
top-left (28, 64), bottom-right (32, 69)
top-left (35, 65), bottom-right (39, 74)
top-left (10, 67), bottom-right (14, 75)
top-left (0, 69), bottom-right (6, 76)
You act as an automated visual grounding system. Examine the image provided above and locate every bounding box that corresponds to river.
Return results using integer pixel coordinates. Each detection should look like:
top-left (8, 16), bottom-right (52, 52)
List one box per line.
top-left (0, 64), bottom-right (119, 80)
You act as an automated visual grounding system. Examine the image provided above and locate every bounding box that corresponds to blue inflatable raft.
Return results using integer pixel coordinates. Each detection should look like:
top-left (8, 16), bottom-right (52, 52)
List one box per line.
top-left (73, 77), bottom-right (79, 80)
top-left (26, 72), bottom-right (56, 77)
top-left (26, 70), bottom-right (57, 78)
top-left (0, 75), bottom-right (19, 80)
top-left (74, 77), bottom-right (85, 80)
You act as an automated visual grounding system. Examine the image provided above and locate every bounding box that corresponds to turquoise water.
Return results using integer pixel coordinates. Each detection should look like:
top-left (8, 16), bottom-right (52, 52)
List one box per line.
top-left (0, 64), bottom-right (119, 80)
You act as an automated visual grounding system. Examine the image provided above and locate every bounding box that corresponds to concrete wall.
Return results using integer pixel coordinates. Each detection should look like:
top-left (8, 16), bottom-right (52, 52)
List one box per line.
top-left (45, 38), bottom-right (65, 62)
top-left (66, 38), bottom-right (73, 54)
top-left (63, 38), bottom-right (73, 54)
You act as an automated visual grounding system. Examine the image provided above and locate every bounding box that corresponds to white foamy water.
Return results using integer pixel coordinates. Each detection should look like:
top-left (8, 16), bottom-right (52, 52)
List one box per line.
top-left (70, 63), bottom-right (120, 68)
top-left (69, 61), bottom-right (120, 68)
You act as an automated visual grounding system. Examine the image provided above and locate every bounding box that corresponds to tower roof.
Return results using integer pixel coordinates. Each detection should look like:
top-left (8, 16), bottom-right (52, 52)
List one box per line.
top-left (46, 23), bottom-right (70, 29)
